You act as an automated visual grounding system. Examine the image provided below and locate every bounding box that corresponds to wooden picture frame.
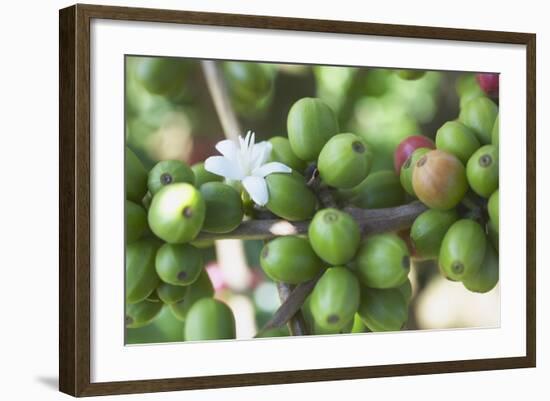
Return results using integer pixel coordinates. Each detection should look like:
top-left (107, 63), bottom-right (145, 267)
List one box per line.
top-left (59, 3), bottom-right (536, 397)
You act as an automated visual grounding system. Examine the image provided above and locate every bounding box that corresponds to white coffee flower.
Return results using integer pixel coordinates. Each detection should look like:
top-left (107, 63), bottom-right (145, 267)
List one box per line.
top-left (204, 131), bottom-right (291, 206)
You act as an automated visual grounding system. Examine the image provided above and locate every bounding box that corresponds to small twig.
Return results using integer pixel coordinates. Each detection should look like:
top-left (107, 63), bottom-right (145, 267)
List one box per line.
top-left (256, 271), bottom-right (323, 336)
top-left (275, 282), bottom-right (310, 336)
top-left (201, 60), bottom-right (241, 140)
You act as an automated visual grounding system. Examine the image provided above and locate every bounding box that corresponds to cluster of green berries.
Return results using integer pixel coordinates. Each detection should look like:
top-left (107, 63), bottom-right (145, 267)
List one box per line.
top-left (260, 89), bottom-right (499, 333)
top-left (397, 94), bottom-right (499, 293)
top-left (126, 149), bottom-right (241, 341)
top-left (260, 97), bottom-right (412, 333)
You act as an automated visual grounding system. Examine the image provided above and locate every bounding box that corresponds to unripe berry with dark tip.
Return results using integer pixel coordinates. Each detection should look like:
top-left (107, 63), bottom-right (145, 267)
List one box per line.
top-left (466, 145), bottom-right (498, 198)
top-left (356, 233), bottom-right (410, 289)
top-left (308, 208), bottom-right (361, 265)
top-left (318, 133), bottom-right (373, 189)
top-left (155, 243), bottom-right (204, 286)
top-left (310, 267), bottom-right (360, 331)
top-left (148, 183), bottom-right (205, 243)
top-left (148, 160), bottom-right (195, 195)
top-left (439, 219), bottom-right (486, 281)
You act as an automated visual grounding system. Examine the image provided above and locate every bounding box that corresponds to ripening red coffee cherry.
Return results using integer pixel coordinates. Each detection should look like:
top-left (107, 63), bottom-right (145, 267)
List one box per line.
top-left (394, 135), bottom-right (435, 173)
top-left (476, 73), bottom-right (499, 97)
top-left (412, 150), bottom-right (468, 210)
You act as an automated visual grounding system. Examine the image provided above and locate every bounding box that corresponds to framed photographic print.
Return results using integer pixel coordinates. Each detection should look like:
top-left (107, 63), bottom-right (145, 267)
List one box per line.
top-left (59, 3), bottom-right (536, 397)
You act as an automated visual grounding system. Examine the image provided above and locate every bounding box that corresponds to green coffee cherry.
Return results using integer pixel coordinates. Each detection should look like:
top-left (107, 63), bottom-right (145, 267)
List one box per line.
top-left (459, 96), bottom-right (498, 144)
top-left (410, 209), bottom-right (459, 259)
top-left (466, 145), bottom-right (499, 198)
top-left (125, 300), bottom-right (163, 328)
top-left (488, 189), bottom-right (499, 231)
top-left (157, 282), bottom-right (187, 304)
top-left (265, 172), bottom-right (317, 221)
top-left (308, 208), bottom-right (361, 265)
top-left (318, 133), bottom-right (373, 189)
top-left (492, 115), bottom-right (499, 147)
top-left (462, 244), bottom-right (499, 293)
top-left (349, 170), bottom-right (405, 209)
top-left (400, 148), bottom-right (431, 196)
top-left (310, 267), bottom-right (360, 330)
top-left (191, 162), bottom-right (223, 188)
top-left (126, 239), bottom-right (161, 304)
top-left (435, 121), bottom-right (481, 165)
top-left (268, 136), bottom-right (307, 173)
top-left (200, 182), bottom-right (243, 233)
top-left (223, 62), bottom-right (273, 106)
top-left (126, 147), bottom-right (148, 204)
top-left (184, 298), bottom-right (236, 341)
top-left (260, 236), bottom-right (323, 284)
top-left (126, 200), bottom-right (147, 243)
top-left (148, 183), bottom-right (205, 243)
top-left (155, 243), bottom-right (203, 286)
top-left (300, 294), bottom-right (351, 335)
top-left (147, 160), bottom-right (195, 195)
top-left (358, 287), bottom-right (408, 332)
top-left (312, 317), bottom-right (354, 335)
top-left (439, 219), bottom-right (486, 281)
top-left (135, 57), bottom-right (191, 96)
top-left (396, 70), bottom-right (426, 80)
top-left (398, 279), bottom-right (413, 304)
top-left (169, 270), bottom-right (214, 321)
top-left (356, 233), bottom-right (410, 289)
top-left (287, 97), bottom-right (339, 161)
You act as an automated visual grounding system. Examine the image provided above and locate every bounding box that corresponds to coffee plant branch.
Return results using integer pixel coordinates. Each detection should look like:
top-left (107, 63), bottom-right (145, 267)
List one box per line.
top-left (195, 201), bottom-right (427, 242)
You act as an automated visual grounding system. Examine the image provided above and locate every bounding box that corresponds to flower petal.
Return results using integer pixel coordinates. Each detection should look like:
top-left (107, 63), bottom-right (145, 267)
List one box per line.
top-left (215, 139), bottom-right (239, 161)
top-left (252, 161), bottom-right (292, 178)
top-left (242, 175), bottom-right (269, 206)
top-left (251, 141), bottom-right (272, 170)
top-left (204, 156), bottom-right (244, 180)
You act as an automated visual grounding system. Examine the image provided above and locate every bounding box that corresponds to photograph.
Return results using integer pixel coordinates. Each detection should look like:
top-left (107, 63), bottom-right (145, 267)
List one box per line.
top-left (124, 56), bottom-right (500, 344)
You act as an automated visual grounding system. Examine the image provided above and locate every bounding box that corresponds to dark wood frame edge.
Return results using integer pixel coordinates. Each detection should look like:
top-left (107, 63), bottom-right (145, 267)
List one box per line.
top-left (59, 3), bottom-right (536, 397)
